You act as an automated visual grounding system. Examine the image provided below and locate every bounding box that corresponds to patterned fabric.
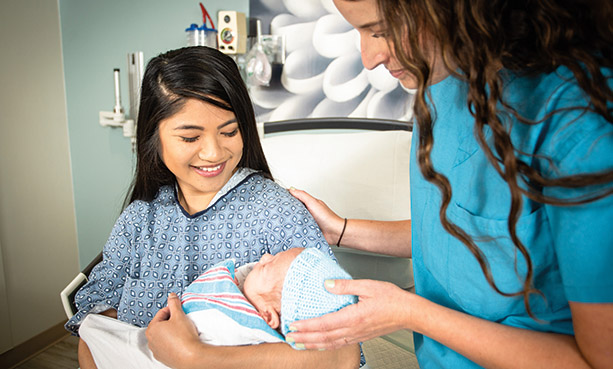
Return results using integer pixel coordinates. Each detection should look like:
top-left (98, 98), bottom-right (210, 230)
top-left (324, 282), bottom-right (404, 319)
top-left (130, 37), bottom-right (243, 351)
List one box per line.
top-left (181, 259), bottom-right (284, 345)
top-left (281, 248), bottom-right (358, 345)
top-left (65, 169), bottom-right (332, 334)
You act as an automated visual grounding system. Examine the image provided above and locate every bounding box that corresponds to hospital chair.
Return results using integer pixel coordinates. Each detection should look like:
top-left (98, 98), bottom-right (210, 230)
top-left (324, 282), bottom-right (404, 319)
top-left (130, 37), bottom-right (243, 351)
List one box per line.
top-left (61, 117), bottom-right (414, 350)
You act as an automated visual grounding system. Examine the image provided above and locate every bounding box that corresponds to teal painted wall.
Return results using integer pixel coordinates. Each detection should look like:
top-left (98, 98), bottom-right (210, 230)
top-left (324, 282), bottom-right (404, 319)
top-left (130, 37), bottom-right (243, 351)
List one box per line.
top-left (59, 0), bottom-right (249, 267)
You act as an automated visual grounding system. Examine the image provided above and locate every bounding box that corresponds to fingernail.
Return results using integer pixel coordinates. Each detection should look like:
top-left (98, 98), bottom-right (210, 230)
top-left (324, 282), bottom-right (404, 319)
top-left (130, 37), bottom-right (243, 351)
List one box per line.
top-left (285, 337), bottom-right (295, 344)
top-left (318, 348), bottom-right (326, 351)
top-left (295, 343), bottom-right (305, 350)
top-left (289, 325), bottom-right (297, 332)
top-left (324, 279), bottom-right (335, 289)
top-left (289, 186), bottom-right (296, 191)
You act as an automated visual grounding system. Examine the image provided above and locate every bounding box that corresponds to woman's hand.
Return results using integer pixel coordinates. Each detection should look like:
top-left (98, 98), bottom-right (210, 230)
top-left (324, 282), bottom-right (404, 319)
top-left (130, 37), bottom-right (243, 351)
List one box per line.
top-left (285, 279), bottom-right (413, 350)
top-left (146, 293), bottom-right (201, 369)
top-left (289, 188), bottom-right (345, 245)
top-left (290, 187), bottom-right (412, 256)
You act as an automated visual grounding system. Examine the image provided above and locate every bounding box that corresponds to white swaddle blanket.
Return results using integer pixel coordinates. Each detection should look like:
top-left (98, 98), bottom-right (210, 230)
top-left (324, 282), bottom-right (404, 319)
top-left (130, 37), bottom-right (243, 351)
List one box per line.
top-left (180, 259), bottom-right (284, 345)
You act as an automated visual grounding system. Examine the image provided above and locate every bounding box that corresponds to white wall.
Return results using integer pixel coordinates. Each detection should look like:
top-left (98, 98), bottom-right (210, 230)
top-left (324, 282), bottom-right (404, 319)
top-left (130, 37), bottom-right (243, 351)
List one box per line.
top-left (0, 0), bottom-right (79, 351)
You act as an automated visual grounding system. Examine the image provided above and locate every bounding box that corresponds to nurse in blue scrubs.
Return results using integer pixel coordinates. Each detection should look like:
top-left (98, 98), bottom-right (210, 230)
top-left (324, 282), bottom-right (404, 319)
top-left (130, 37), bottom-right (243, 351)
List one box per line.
top-left (286, 0), bottom-right (613, 368)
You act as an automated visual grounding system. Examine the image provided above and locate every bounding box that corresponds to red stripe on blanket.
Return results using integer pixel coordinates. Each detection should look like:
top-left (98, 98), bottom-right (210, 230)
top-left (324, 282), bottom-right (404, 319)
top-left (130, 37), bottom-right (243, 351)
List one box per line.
top-left (181, 296), bottom-right (261, 317)
top-left (191, 271), bottom-right (237, 285)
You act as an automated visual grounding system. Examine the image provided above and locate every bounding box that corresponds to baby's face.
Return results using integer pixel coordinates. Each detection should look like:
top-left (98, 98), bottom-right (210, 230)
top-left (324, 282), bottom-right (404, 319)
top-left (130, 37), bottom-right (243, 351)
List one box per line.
top-left (243, 248), bottom-right (304, 323)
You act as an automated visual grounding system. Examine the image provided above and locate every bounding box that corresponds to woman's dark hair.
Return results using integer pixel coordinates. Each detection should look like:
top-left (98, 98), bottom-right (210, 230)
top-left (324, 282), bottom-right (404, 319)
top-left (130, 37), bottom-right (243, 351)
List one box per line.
top-left (376, 0), bottom-right (613, 317)
top-left (124, 46), bottom-right (272, 207)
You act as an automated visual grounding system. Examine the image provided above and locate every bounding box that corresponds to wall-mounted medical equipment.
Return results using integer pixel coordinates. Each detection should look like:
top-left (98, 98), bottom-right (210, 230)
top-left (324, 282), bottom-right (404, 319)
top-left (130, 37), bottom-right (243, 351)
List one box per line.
top-left (245, 19), bottom-right (271, 86)
top-left (127, 52), bottom-right (144, 126)
top-left (99, 52), bottom-right (144, 151)
top-left (218, 11), bottom-right (247, 54)
top-left (185, 3), bottom-right (217, 48)
top-left (245, 18), bottom-right (286, 88)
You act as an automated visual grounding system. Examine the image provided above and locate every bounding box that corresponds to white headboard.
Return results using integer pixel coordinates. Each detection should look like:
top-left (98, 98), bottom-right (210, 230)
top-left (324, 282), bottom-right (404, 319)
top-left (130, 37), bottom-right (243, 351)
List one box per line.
top-left (260, 118), bottom-right (413, 289)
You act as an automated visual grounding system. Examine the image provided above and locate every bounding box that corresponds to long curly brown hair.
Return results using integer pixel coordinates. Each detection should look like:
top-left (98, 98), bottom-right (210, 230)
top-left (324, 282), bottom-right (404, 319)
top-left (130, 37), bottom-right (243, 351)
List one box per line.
top-left (377, 0), bottom-right (613, 317)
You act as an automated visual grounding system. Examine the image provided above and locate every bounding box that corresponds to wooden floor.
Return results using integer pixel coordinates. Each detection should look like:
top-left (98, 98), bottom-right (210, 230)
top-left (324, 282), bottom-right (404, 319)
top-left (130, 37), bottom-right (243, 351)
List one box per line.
top-left (363, 336), bottom-right (419, 369)
top-left (13, 335), bottom-right (78, 369)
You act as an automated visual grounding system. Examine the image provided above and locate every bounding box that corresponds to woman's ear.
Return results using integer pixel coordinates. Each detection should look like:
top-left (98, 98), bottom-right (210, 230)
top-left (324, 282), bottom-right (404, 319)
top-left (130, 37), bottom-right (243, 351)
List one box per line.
top-left (261, 307), bottom-right (280, 329)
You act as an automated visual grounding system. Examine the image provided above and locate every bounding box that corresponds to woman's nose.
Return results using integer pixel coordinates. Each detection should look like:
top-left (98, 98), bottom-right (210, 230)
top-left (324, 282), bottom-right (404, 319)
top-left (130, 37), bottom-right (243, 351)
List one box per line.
top-left (360, 36), bottom-right (389, 70)
top-left (198, 136), bottom-right (223, 162)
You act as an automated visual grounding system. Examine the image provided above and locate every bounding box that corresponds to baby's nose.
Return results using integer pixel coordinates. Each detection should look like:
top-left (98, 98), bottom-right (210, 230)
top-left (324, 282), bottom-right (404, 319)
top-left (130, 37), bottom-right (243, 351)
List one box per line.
top-left (259, 253), bottom-right (273, 263)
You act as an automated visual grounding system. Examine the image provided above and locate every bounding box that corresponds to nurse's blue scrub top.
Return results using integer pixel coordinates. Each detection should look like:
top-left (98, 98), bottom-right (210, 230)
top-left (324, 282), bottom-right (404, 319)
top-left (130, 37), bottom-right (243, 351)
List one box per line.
top-left (410, 67), bottom-right (613, 368)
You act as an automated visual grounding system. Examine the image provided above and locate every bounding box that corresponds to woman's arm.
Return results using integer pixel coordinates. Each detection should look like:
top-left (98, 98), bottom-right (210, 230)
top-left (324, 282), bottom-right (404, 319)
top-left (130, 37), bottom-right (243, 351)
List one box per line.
top-left (72, 214), bottom-right (134, 366)
top-left (411, 297), bottom-right (613, 369)
top-left (289, 188), bottom-right (411, 257)
top-left (288, 280), bottom-right (613, 369)
top-left (78, 339), bottom-right (97, 369)
top-left (173, 341), bottom-right (361, 369)
top-left (66, 212), bottom-right (134, 334)
top-left (146, 294), bottom-right (361, 369)
top-left (570, 302), bottom-right (613, 369)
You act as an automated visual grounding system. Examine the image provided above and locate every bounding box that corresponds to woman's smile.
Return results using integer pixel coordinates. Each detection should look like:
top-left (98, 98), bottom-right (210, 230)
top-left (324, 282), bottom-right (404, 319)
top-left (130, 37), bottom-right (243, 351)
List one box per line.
top-left (192, 162), bottom-right (225, 176)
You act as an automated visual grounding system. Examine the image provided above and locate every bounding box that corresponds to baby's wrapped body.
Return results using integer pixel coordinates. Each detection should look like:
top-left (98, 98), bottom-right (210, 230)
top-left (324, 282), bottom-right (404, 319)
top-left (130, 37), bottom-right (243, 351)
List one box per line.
top-left (182, 247), bottom-right (358, 346)
top-left (180, 259), bottom-right (285, 345)
top-left (79, 248), bottom-right (360, 368)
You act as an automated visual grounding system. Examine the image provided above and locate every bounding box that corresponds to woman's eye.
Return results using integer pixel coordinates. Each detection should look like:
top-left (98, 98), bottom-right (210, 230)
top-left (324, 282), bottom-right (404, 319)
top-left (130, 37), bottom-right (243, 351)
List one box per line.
top-left (181, 136), bottom-right (199, 143)
top-left (371, 28), bottom-right (388, 39)
top-left (222, 129), bottom-right (239, 137)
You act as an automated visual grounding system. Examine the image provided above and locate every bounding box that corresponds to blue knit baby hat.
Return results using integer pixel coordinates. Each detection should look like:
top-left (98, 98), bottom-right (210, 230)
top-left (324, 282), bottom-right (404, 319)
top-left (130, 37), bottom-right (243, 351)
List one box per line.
top-left (280, 248), bottom-right (358, 347)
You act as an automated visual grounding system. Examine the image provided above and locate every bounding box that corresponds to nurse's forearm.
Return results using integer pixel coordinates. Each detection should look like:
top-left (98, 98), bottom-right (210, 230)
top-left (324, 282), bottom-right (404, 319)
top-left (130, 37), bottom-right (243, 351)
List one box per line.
top-left (408, 294), bottom-right (593, 369)
top-left (339, 219), bottom-right (411, 258)
top-left (178, 342), bottom-right (360, 369)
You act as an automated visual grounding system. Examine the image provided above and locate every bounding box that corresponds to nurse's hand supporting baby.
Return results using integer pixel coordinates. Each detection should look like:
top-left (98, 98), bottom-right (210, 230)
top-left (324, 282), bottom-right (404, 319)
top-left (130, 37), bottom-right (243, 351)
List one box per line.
top-left (286, 279), bottom-right (413, 349)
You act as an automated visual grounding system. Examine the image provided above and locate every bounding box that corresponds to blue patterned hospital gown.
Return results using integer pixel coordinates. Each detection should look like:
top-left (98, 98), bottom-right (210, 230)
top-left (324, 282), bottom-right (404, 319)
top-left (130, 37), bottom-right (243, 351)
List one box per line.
top-left (65, 169), bottom-right (333, 334)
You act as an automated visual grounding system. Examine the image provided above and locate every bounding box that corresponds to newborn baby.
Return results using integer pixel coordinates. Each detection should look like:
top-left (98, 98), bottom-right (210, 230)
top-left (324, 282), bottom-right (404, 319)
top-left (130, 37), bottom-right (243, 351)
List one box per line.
top-left (181, 247), bottom-right (357, 348)
top-left (79, 248), bottom-right (357, 368)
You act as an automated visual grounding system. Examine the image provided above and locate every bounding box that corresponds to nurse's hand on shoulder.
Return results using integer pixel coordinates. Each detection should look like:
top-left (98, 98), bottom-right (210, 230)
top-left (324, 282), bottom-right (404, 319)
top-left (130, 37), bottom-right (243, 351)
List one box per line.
top-left (285, 279), bottom-right (413, 350)
top-left (289, 187), bottom-right (344, 245)
top-left (146, 293), bottom-right (202, 368)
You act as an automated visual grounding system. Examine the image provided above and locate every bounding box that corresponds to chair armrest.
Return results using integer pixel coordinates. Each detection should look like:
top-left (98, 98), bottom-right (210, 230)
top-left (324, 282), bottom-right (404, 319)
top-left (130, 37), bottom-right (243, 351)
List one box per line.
top-left (60, 273), bottom-right (88, 319)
